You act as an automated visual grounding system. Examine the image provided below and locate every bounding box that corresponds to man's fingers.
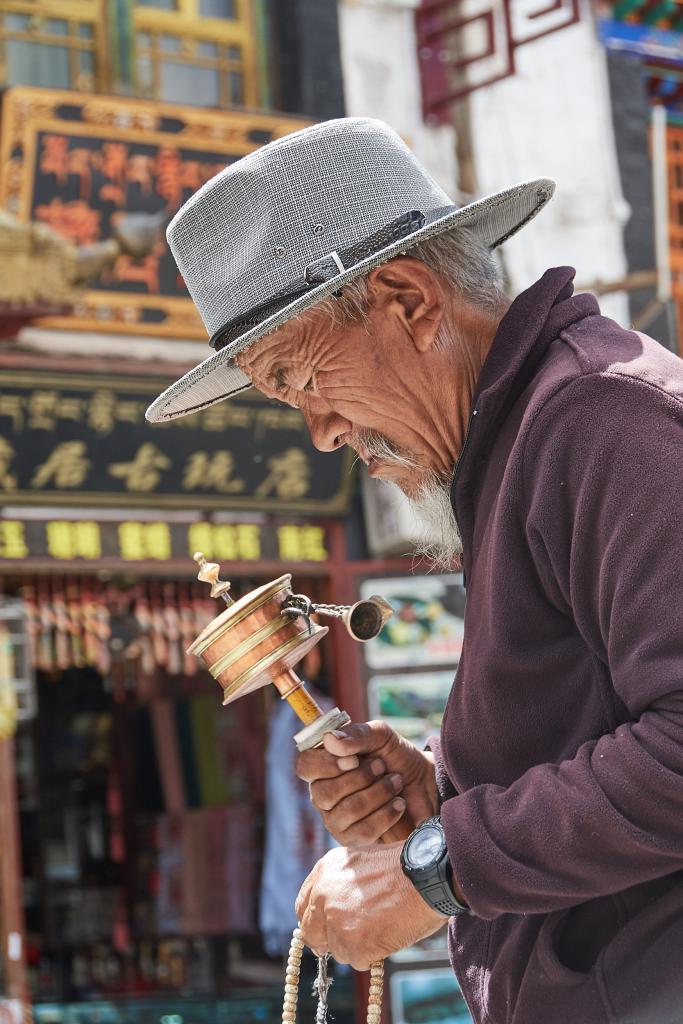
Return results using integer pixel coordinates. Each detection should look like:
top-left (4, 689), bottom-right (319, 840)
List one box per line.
top-left (298, 902), bottom-right (328, 958)
top-left (296, 723), bottom-right (396, 784)
top-left (322, 777), bottom-right (404, 838)
top-left (322, 721), bottom-right (392, 758)
top-left (310, 759), bottom-right (388, 812)
top-left (295, 747), bottom-right (357, 783)
top-left (295, 869), bottom-right (315, 922)
top-left (335, 795), bottom-right (407, 846)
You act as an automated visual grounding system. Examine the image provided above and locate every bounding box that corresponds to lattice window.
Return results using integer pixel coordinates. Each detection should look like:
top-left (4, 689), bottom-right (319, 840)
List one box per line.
top-left (416, 0), bottom-right (582, 122)
top-left (0, 0), bottom-right (105, 92)
top-left (668, 125), bottom-right (683, 351)
top-left (133, 0), bottom-right (258, 109)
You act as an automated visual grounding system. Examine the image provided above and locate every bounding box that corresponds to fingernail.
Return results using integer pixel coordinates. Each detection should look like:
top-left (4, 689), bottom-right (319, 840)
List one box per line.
top-left (370, 758), bottom-right (385, 776)
top-left (331, 730), bottom-right (347, 739)
top-left (393, 798), bottom-right (406, 812)
top-left (390, 773), bottom-right (403, 791)
top-left (337, 755), bottom-right (359, 771)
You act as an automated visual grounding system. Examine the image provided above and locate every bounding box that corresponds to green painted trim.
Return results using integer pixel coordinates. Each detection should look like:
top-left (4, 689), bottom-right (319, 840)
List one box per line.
top-left (253, 0), bottom-right (272, 109)
top-left (109, 0), bottom-right (134, 95)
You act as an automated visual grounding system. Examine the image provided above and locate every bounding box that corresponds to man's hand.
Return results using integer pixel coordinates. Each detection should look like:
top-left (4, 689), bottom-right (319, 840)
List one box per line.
top-left (295, 721), bottom-right (439, 844)
top-left (295, 842), bottom-right (445, 970)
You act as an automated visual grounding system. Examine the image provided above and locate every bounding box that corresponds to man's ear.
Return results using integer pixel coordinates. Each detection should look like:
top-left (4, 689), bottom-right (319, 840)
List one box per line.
top-left (366, 256), bottom-right (445, 352)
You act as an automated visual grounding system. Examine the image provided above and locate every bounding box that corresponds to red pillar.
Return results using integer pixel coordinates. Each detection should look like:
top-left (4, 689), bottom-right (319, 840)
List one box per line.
top-left (0, 737), bottom-right (29, 1011)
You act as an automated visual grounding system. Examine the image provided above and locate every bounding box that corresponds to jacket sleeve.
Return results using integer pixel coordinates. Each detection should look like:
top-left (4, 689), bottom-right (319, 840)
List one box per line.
top-left (441, 371), bottom-right (683, 919)
top-left (426, 734), bottom-right (458, 803)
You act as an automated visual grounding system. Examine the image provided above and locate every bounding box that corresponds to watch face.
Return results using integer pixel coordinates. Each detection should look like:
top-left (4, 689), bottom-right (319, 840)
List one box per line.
top-left (408, 824), bottom-right (443, 868)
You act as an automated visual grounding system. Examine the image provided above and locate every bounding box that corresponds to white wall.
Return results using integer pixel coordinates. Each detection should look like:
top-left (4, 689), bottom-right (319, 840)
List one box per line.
top-left (466, 11), bottom-right (630, 323)
top-left (339, 0), bottom-right (630, 325)
top-left (338, 0), bottom-right (459, 199)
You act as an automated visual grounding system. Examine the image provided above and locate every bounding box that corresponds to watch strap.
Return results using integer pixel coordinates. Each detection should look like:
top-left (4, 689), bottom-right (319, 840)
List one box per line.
top-left (401, 816), bottom-right (470, 917)
top-left (413, 861), bottom-right (469, 917)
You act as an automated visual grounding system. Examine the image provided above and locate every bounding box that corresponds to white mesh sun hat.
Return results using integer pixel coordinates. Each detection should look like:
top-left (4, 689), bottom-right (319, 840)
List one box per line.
top-left (145, 117), bottom-right (555, 423)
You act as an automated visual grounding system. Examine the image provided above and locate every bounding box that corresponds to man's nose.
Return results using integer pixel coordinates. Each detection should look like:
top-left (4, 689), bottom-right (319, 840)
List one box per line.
top-left (301, 403), bottom-right (351, 453)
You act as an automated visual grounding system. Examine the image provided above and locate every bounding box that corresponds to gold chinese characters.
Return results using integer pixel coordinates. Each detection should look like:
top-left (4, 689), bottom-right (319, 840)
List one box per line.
top-left (0, 519), bottom-right (329, 565)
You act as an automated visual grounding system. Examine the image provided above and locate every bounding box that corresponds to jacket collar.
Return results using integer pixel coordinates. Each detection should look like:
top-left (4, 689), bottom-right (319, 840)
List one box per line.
top-left (451, 266), bottom-right (600, 567)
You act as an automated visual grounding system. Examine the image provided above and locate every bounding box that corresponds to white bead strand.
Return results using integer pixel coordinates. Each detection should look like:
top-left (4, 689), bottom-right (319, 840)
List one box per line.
top-left (282, 929), bottom-right (384, 1024)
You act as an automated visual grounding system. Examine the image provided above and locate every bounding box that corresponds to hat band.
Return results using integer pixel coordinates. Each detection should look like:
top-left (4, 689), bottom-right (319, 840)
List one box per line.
top-left (209, 205), bottom-right (457, 352)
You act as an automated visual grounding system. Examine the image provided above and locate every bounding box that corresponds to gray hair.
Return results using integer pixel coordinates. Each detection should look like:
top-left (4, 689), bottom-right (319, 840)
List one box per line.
top-left (313, 227), bottom-right (505, 330)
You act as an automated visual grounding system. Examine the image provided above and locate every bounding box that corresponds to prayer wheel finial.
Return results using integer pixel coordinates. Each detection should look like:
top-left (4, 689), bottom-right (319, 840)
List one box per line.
top-left (193, 552), bottom-right (233, 604)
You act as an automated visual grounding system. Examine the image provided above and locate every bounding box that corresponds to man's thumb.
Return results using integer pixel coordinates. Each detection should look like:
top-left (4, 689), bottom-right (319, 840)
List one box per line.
top-left (322, 721), bottom-right (388, 757)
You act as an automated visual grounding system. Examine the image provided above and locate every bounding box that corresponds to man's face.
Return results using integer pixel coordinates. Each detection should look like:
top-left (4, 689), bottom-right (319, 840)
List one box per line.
top-left (236, 303), bottom-right (451, 499)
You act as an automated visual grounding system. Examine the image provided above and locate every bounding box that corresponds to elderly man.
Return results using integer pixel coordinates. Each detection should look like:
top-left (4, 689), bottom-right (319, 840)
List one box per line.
top-left (147, 119), bottom-right (683, 1024)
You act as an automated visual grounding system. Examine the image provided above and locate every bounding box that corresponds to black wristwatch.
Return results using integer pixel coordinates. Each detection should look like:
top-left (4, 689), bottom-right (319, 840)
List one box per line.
top-left (400, 816), bottom-right (470, 917)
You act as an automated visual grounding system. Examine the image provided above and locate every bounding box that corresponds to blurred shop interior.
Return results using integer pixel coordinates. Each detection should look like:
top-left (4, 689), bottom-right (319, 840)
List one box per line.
top-left (0, 1), bottom-right (682, 1024)
top-left (1, 555), bottom-right (352, 1020)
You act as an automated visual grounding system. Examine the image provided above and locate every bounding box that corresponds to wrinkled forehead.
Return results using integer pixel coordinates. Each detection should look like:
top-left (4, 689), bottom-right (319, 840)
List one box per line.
top-left (237, 311), bottom-right (328, 384)
top-left (236, 321), bottom-right (301, 382)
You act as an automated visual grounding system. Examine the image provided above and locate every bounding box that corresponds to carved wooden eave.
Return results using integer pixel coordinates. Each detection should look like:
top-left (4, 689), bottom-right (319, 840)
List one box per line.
top-left (0, 302), bottom-right (71, 341)
top-left (0, 210), bottom-right (77, 338)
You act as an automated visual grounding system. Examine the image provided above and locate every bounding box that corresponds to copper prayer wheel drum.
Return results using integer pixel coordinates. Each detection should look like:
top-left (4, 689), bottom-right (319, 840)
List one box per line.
top-left (188, 574), bottom-right (328, 706)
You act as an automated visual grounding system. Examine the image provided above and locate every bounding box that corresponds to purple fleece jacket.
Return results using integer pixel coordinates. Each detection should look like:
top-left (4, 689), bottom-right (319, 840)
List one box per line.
top-left (433, 267), bottom-right (683, 1024)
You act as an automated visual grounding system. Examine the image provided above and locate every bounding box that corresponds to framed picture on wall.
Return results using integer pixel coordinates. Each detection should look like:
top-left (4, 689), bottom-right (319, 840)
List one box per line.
top-left (367, 671), bottom-right (454, 748)
top-left (359, 575), bottom-right (466, 670)
top-left (390, 966), bottom-right (472, 1024)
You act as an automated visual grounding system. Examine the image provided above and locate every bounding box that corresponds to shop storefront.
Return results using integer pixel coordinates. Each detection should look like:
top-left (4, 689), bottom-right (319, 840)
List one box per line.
top-left (0, 362), bottom-right (365, 1022)
top-left (0, 77), bottom-right (373, 1023)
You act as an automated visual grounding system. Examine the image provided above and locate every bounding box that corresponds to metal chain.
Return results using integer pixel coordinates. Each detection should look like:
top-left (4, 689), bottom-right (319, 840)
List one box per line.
top-left (282, 595), bottom-right (349, 620)
top-left (281, 595), bottom-right (350, 637)
top-left (282, 929), bottom-right (384, 1024)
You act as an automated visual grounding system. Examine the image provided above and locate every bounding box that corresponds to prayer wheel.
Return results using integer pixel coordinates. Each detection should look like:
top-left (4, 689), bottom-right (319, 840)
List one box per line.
top-left (189, 555), bottom-right (395, 754)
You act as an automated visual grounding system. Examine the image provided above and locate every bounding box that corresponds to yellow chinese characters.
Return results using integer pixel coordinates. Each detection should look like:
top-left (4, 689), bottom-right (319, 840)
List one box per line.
top-left (118, 522), bottom-right (171, 561)
top-left (0, 396), bottom-right (24, 432)
top-left (255, 448), bottom-right (311, 501)
top-left (46, 521), bottom-right (102, 560)
top-left (0, 439), bottom-right (17, 491)
top-left (109, 444), bottom-right (171, 491)
top-left (182, 451), bottom-right (245, 493)
top-left (0, 521), bottom-right (28, 559)
top-left (88, 391), bottom-right (147, 435)
top-left (187, 523), bottom-right (261, 562)
top-left (277, 525), bottom-right (327, 562)
top-left (32, 442), bottom-right (90, 489)
top-left (28, 390), bottom-right (59, 430)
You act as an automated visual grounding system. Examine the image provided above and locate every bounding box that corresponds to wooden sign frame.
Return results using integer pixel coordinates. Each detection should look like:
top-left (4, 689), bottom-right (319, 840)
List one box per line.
top-left (0, 86), bottom-right (309, 339)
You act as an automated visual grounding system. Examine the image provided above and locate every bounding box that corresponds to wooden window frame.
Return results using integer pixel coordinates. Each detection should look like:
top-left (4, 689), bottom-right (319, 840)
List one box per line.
top-left (0, 0), bottom-right (108, 93)
top-left (133, 0), bottom-right (259, 109)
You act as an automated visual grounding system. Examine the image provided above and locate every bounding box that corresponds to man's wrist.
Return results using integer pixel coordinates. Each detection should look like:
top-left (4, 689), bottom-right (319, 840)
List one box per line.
top-left (421, 751), bottom-right (441, 816)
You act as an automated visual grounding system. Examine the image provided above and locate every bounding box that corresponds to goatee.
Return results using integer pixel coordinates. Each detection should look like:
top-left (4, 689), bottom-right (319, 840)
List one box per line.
top-left (404, 473), bottom-right (462, 571)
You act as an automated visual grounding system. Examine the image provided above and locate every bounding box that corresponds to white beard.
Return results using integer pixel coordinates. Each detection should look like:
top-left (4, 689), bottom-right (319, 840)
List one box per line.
top-left (404, 475), bottom-right (462, 571)
top-left (354, 429), bottom-right (462, 570)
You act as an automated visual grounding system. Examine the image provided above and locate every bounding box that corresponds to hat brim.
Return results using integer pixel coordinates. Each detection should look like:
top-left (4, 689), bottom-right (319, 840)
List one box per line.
top-left (146, 177), bottom-right (555, 423)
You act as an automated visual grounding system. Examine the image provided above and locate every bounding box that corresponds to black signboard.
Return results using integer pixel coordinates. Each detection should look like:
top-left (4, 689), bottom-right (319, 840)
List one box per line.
top-left (0, 87), bottom-right (308, 338)
top-left (0, 370), bottom-right (353, 515)
top-left (30, 130), bottom-right (232, 304)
